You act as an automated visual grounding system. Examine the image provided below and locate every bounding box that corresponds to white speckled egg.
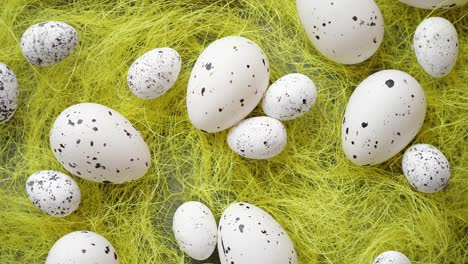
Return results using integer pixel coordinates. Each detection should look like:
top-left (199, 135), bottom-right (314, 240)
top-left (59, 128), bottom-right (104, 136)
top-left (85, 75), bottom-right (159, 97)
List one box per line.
top-left (227, 116), bottom-right (287, 160)
top-left (26, 170), bottom-right (81, 217)
top-left (296, 0), bottom-right (384, 64)
top-left (262, 73), bottom-right (317, 121)
top-left (0, 63), bottom-right (18, 124)
top-left (50, 103), bottom-right (151, 184)
top-left (342, 70), bottom-right (426, 165)
top-left (402, 144), bottom-right (450, 193)
top-left (127, 47), bottom-right (181, 99)
top-left (218, 202), bottom-right (298, 264)
top-left (21, 21), bottom-right (78, 66)
top-left (373, 251), bottom-right (411, 264)
top-left (172, 201), bottom-right (217, 260)
top-left (187, 36), bottom-right (270, 133)
top-left (413, 17), bottom-right (459, 78)
top-left (400, 0), bottom-right (467, 9)
top-left (46, 231), bottom-right (119, 264)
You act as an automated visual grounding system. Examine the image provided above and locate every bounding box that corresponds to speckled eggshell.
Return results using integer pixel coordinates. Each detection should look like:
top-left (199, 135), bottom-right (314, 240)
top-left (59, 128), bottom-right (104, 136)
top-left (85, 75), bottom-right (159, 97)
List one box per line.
top-left (402, 144), bottom-right (450, 193)
top-left (0, 63), bottom-right (18, 124)
top-left (342, 70), bottom-right (426, 166)
top-left (26, 170), bottom-right (81, 217)
top-left (218, 202), bottom-right (298, 264)
top-left (21, 21), bottom-right (78, 66)
top-left (296, 0), bottom-right (384, 64)
top-left (413, 17), bottom-right (459, 78)
top-left (262, 73), bottom-right (317, 121)
top-left (187, 36), bottom-right (270, 133)
top-left (373, 251), bottom-right (412, 264)
top-left (172, 201), bottom-right (217, 260)
top-left (400, 0), bottom-right (467, 9)
top-left (127, 47), bottom-right (181, 99)
top-left (50, 103), bottom-right (151, 184)
top-left (46, 231), bottom-right (119, 264)
top-left (227, 116), bottom-right (287, 160)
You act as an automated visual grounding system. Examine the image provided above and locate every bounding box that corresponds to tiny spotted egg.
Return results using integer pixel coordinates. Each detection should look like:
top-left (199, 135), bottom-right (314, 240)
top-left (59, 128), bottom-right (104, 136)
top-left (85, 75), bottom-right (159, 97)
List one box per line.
top-left (0, 62), bottom-right (19, 124)
top-left (372, 251), bottom-right (411, 264)
top-left (400, 0), bottom-right (467, 9)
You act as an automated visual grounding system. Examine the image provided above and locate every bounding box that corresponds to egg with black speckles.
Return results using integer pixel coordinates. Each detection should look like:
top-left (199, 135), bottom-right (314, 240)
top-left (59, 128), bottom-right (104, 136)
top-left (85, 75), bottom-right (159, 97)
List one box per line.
top-left (342, 70), bottom-right (426, 166)
top-left (0, 63), bottom-right (18, 124)
top-left (21, 21), bottom-right (78, 66)
top-left (127, 47), bottom-right (181, 99)
top-left (227, 116), bottom-right (287, 160)
top-left (296, 0), bottom-right (384, 64)
top-left (172, 201), bottom-right (217, 260)
top-left (262, 73), bottom-right (317, 121)
top-left (373, 251), bottom-right (411, 264)
top-left (414, 17), bottom-right (459, 78)
top-left (50, 103), bottom-right (151, 184)
top-left (187, 36), bottom-right (270, 133)
top-left (26, 170), bottom-right (80, 217)
top-left (400, 0), bottom-right (467, 9)
top-left (218, 202), bottom-right (298, 264)
top-left (46, 231), bottom-right (119, 264)
top-left (402, 144), bottom-right (450, 193)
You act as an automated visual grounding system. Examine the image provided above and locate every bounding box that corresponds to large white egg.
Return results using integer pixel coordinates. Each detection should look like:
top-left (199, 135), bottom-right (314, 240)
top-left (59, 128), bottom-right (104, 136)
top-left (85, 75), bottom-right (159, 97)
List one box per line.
top-left (402, 144), bottom-right (450, 193)
top-left (342, 70), bottom-right (426, 165)
top-left (50, 103), bottom-right (151, 184)
top-left (21, 21), bottom-right (78, 66)
top-left (227, 116), bottom-right (287, 160)
top-left (46, 231), bottom-right (119, 264)
top-left (262, 73), bottom-right (317, 121)
top-left (373, 251), bottom-right (411, 264)
top-left (296, 0), bottom-right (384, 64)
top-left (218, 202), bottom-right (298, 264)
top-left (127, 47), bottom-right (181, 99)
top-left (414, 17), bottom-right (459, 78)
top-left (172, 201), bottom-right (217, 260)
top-left (26, 170), bottom-right (81, 217)
top-left (400, 0), bottom-right (467, 9)
top-left (187, 36), bottom-right (270, 133)
top-left (0, 63), bottom-right (18, 124)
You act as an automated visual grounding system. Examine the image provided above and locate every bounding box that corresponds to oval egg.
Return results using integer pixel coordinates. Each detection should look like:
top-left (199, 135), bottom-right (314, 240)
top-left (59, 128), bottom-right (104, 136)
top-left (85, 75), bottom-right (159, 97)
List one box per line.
top-left (50, 103), bottom-right (151, 184)
top-left (0, 63), bottom-right (18, 124)
top-left (342, 70), bottom-right (426, 165)
top-left (373, 251), bottom-right (411, 264)
top-left (26, 170), bottom-right (81, 217)
top-left (296, 0), bottom-right (384, 64)
top-left (262, 73), bottom-right (317, 121)
top-left (400, 0), bottom-right (467, 9)
top-left (414, 17), bottom-right (459, 78)
top-left (218, 202), bottom-right (298, 264)
top-left (402, 144), bottom-right (450, 193)
top-left (187, 36), bottom-right (270, 133)
top-left (46, 231), bottom-right (119, 264)
top-left (227, 116), bottom-right (287, 160)
top-left (21, 21), bottom-right (78, 66)
top-left (127, 47), bottom-right (182, 99)
top-left (172, 201), bottom-right (217, 260)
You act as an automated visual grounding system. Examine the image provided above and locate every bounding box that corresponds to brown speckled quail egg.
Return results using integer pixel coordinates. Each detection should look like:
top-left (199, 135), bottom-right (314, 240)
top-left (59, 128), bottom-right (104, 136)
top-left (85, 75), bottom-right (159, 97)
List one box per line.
top-left (46, 231), bottom-right (119, 264)
top-left (227, 116), bottom-right (287, 160)
top-left (400, 0), bottom-right (467, 9)
top-left (172, 201), bottom-right (217, 260)
top-left (402, 144), bottom-right (451, 193)
top-left (21, 21), bottom-right (78, 66)
top-left (0, 62), bottom-right (18, 124)
top-left (373, 251), bottom-right (411, 264)
top-left (218, 202), bottom-right (298, 264)
top-left (262, 73), bottom-right (317, 121)
top-left (127, 47), bottom-right (182, 99)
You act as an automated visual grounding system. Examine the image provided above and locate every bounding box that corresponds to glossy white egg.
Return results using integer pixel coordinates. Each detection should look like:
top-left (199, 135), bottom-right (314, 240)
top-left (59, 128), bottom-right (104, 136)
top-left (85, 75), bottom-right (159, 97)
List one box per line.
top-left (127, 47), bottom-right (181, 99)
top-left (50, 103), bottom-right (151, 184)
top-left (172, 201), bottom-right (217, 260)
top-left (46, 231), bottom-right (119, 264)
top-left (400, 0), bottom-right (467, 9)
top-left (373, 251), bottom-right (411, 264)
top-left (21, 21), bottom-right (78, 66)
top-left (262, 73), bottom-right (317, 121)
top-left (218, 202), bottom-right (298, 264)
top-left (187, 36), bottom-right (270, 133)
top-left (0, 63), bottom-right (18, 124)
top-left (342, 70), bottom-right (426, 165)
top-left (296, 0), bottom-right (384, 64)
top-left (227, 116), bottom-right (287, 160)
